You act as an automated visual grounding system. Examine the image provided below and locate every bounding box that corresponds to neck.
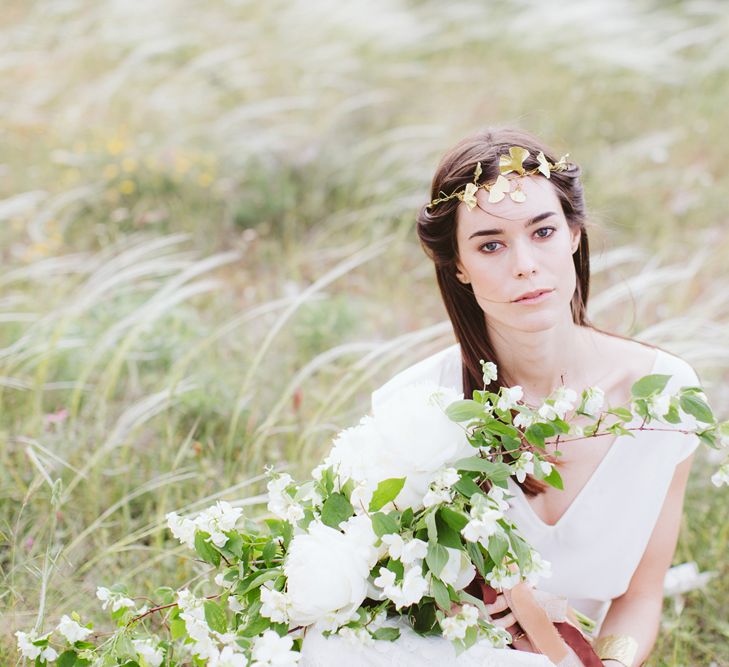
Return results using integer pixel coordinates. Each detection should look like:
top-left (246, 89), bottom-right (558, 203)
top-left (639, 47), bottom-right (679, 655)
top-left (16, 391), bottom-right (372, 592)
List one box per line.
top-left (486, 318), bottom-right (596, 405)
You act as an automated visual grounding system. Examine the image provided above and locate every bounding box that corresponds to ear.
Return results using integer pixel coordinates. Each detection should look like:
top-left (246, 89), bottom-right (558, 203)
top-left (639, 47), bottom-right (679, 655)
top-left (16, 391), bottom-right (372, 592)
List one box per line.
top-left (455, 262), bottom-right (470, 284)
top-left (570, 226), bottom-right (581, 254)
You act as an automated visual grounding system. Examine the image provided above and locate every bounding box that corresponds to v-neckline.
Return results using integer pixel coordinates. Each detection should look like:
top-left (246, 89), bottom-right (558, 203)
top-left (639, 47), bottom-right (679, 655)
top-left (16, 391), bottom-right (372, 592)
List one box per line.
top-left (508, 347), bottom-right (664, 530)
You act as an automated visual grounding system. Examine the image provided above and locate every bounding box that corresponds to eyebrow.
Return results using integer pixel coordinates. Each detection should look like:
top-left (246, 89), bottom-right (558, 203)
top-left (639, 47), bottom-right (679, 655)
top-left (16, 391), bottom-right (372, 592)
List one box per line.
top-left (467, 211), bottom-right (557, 239)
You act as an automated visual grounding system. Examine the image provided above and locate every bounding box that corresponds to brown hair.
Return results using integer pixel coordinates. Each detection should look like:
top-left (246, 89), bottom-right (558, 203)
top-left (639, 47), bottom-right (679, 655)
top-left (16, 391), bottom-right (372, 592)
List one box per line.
top-left (416, 126), bottom-right (596, 496)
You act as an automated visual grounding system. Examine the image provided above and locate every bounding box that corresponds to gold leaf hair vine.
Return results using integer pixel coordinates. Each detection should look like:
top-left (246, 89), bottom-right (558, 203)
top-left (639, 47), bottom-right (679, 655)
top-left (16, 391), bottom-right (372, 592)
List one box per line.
top-left (427, 146), bottom-right (571, 211)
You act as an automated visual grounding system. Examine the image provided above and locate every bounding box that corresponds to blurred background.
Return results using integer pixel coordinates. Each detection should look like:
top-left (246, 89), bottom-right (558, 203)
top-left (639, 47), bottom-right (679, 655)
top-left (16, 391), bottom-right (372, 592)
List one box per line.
top-left (1, 0), bottom-right (728, 663)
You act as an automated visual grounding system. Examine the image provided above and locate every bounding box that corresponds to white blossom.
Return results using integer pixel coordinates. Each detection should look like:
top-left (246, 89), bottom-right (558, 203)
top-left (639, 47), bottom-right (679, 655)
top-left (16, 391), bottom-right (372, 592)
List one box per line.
top-left (461, 492), bottom-right (505, 546)
top-left (423, 486), bottom-right (452, 508)
top-left (646, 391), bottom-right (672, 421)
top-left (166, 501), bottom-right (243, 550)
top-left (250, 630), bottom-right (301, 666)
top-left (15, 631), bottom-right (58, 662)
top-left (260, 586), bottom-right (290, 624)
top-left (228, 595), bottom-right (244, 613)
top-left (569, 423), bottom-right (585, 437)
top-left (373, 565), bottom-right (429, 609)
top-left (194, 501), bottom-right (243, 548)
top-left (96, 586), bottom-right (136, 612)
top-left (538, 387), bottom-right (577, 421)
top-left (267, 474), bottom-right (305, 524)
top-left (513, 452), bottom-right (535, 484)
top-left (488, 485), bottom-right (511, 513)
top-left (711, 463), bottom-right (729, 488)
top-left (480, 359), bottom-right (498, 384)
top-left (381, 534), bottom-right (428, 564)
top-left (439, 547), bottom-right (477, 590)
top-left (485, 565), bottom-right (520, 589)
top-left (57, 614), bottom-right (92, 643)
top-left (337, 626), bottom-right (375, 647)
top-left (133, 639), bottom-right (164, 667)
top-left (582, 387), bottom-right (605, 417)
top-left (211, 645), bottom-right (249, 667)
top-left (513, 410), bottom-right (536, 429)
top-left (177, 589), bottom-right (218, 659)
top-left (497, 386), bottom-right (523, 411)
top-left (523, 551), bottom-right (552, 587)
top-left (166, 511), bottom-right (197, 549)
top-left (423, 467), bottom-right (460, 508)
top-left (440, 603), bottom-right (480, 640)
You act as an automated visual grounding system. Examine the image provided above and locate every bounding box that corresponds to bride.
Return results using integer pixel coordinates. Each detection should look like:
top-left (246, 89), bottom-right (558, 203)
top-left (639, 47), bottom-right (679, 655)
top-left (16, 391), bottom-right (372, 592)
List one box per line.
top-left (300, 127), bottom-right (702, 666)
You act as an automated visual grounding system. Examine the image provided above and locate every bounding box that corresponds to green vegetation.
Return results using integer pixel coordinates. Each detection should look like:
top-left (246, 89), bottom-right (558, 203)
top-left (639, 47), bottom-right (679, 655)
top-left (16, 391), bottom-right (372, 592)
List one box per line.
top-left (1, 0), bottom-right (728, 664)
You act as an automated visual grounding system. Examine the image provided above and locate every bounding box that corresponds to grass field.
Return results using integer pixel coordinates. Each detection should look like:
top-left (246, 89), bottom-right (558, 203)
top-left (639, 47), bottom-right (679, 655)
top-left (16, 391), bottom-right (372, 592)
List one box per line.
top-left (1, 1), bottom-right (728, 664)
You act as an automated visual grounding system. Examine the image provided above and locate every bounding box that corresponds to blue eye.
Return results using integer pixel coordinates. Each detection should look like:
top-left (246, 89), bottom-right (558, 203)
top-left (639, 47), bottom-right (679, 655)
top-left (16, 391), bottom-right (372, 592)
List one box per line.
top-left (535, 227), bottom-right (556, 239)
top-left (479, 227), bottom-right (556, 254)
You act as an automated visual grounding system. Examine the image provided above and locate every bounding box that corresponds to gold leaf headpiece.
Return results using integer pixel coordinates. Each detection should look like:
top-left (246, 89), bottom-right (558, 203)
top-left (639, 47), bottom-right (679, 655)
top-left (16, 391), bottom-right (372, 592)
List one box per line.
top-left (427, 146), bottom-right (570, 211)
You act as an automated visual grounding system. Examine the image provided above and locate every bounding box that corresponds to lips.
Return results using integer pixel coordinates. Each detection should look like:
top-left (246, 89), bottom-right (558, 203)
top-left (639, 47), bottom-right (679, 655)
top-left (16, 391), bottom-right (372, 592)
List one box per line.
top-left (513, 288), bottom-right (553, 302)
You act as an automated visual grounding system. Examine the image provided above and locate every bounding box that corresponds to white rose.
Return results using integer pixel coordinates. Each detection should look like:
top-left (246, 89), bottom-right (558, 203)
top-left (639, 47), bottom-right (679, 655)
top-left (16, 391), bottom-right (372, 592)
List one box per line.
top-left (370, 382), bottom-right (474, 509)
top-left (284, 521), bottom-right (370, 628)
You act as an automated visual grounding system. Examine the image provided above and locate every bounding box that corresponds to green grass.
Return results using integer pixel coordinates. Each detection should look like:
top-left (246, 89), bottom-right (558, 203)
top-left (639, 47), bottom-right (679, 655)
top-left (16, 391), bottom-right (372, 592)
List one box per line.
top-left (1, 1), bottom-right (728, 664)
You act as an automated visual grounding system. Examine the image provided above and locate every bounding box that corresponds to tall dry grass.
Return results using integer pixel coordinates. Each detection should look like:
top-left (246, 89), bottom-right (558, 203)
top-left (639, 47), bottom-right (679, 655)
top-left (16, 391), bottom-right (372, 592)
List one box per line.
top-left (1, 0), bottom-right (728, 664)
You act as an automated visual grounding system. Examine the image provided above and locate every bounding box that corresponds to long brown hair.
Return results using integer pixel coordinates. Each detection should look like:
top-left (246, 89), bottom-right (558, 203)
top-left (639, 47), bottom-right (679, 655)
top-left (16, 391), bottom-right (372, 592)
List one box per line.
top-left (416, 126), bottom-right (595, 496)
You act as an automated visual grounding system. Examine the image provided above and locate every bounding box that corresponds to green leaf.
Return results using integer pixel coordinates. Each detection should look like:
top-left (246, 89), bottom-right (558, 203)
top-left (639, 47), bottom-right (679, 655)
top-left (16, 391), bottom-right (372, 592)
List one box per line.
top-left (400, 507), bottom-right (414, 529)
top-left (631, 374), bottom-right (671, 399)
top-left (57, 651), bottom-right (78, 667)
top-left (680, 394), bottom-right (714, 424)
top-left (372, 627), bottom-right (401, 641)
top-left (454, 456), bottom-right (500, 475)
top-left (194, 532), bottom-right (221, 567)
top-left (239, 612), bottom-right (271, 638)
top-left (425, 510), bottom-right (438, 543)
top-left (386, 558), bottom-right (405, 579)
top-left (371, 511), bottom-right (399, 537)
top-left (523, 422), bottom-right (555, 446)
top-left (411, 601), bottom-right (438, 634)
top-left (170, 617), bottom-right (187, 640)
top-left (426, 542), bottom-right (449, 577)
top-left (487, 532), bottom-right (509, 564)
top-left (446, 400), bottom-right (486, 422)
top-left (435, 512), bottom-right (464, 549)
top-left (221, 531), bottom-right (244, 559)
top-left (320, 492), bottom-right (354, 528)
top-left (204, 600), bottom-right (228, 634)
top-left (438, 506), bottom-right (468, 532)
top-left (239, 569), bottom-right (281, 596)
top-left (508, 532), bottom-right (532, 569)
top-left (368, 477), bottom-right (406, 512)
top-left (261, 539), bottom-right (277, 566)
top-left (606, 406), bottom-right (632, 421)
top-left (542, 466), bottom-right (563, 490)
top-left (430, 576), bottom-right (451, 610)
top-left (453, 475), bottom-right (482, 498)
top-left (465, 541), bottom-right (486, 576)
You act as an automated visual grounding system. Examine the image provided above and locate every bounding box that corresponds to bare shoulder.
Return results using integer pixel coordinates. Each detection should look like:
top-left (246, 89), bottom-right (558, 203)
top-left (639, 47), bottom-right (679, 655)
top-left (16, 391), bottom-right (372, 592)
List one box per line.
top-left (589, 329), bottom-right (658, 375)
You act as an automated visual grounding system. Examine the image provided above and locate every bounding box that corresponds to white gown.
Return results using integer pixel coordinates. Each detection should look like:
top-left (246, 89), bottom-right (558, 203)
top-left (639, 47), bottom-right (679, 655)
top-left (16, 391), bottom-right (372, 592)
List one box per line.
top-left (300, 343), bottom-right (701, 666)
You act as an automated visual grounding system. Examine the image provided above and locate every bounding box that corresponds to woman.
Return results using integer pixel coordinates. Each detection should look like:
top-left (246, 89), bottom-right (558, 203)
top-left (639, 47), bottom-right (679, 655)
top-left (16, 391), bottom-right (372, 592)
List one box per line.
top-left (302, 127), bottom-right (701, 666)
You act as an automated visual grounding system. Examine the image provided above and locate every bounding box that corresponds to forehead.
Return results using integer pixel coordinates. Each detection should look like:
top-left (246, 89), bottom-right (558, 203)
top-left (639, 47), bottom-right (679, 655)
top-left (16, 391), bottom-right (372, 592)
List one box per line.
top-left (456, 175), bottom-right (564, 236)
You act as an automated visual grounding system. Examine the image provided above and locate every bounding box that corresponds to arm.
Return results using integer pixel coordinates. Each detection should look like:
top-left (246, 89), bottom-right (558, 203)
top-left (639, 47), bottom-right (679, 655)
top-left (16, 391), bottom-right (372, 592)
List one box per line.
top-left (596, 450), bottom-right (696, 666)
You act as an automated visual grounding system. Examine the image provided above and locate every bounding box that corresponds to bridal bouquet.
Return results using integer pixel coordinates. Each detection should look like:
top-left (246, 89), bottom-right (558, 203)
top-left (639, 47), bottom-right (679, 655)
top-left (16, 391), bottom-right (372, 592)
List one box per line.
top-left (17, 362), bottom-right (729, 666)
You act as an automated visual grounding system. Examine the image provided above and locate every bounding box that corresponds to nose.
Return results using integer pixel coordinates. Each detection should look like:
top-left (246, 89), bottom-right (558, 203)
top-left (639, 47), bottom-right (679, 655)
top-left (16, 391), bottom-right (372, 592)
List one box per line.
top-left (512, 239), bottom-right (538, 278)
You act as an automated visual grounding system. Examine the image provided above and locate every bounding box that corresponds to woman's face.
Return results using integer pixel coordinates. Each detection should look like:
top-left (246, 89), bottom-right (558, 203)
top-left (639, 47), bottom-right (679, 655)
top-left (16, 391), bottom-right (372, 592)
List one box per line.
top-left (454, 175), bottom-right (581, 333)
